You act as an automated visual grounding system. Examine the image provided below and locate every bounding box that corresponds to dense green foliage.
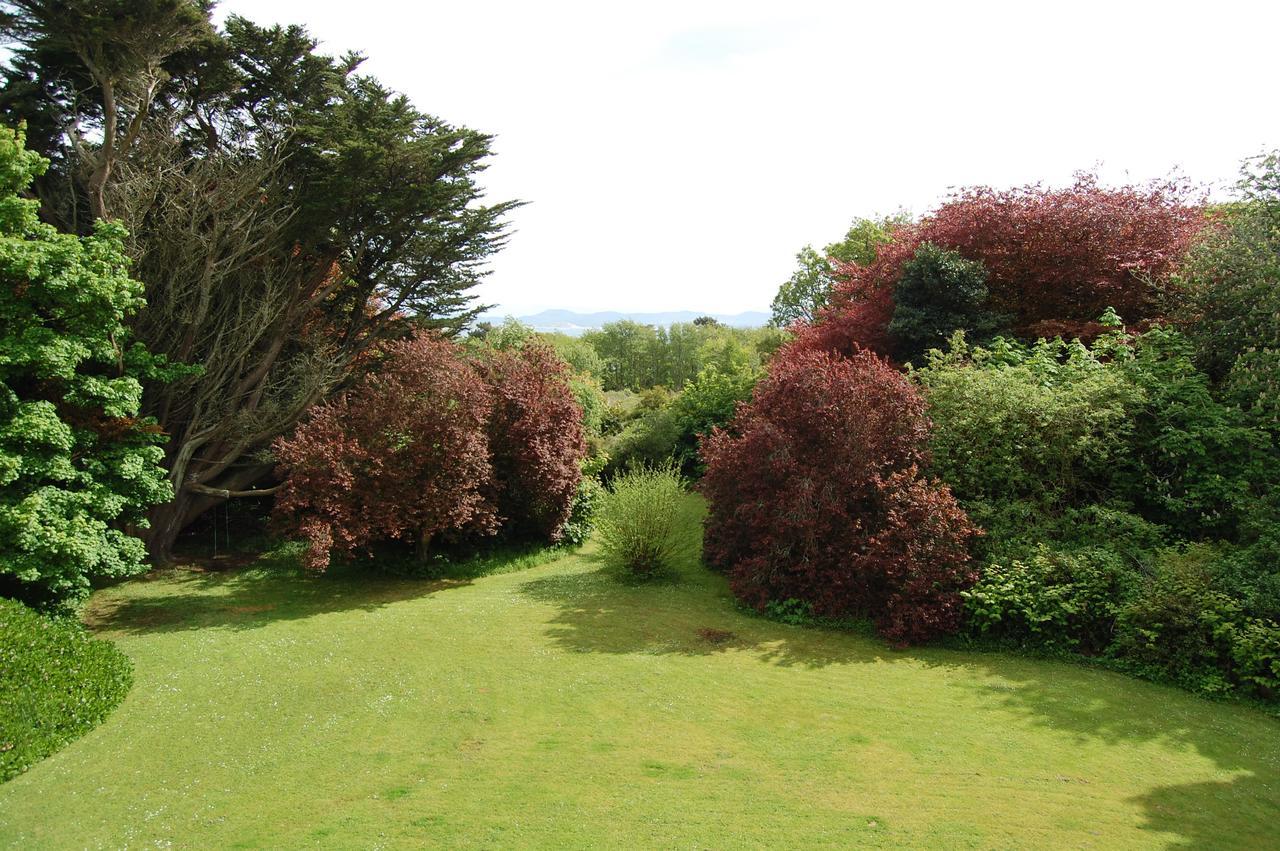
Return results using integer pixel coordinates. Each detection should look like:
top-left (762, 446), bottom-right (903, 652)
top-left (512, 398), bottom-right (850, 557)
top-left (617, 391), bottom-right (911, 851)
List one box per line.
top-left (0, 127), bottom-right (170, 608)
top-left (1113, 547), bottom-right (1280, 697)
top-left (558, 473), bottom-right (605, 548)
top-left (915, 329), bottom-right (1143, 540)
top-left (915, 323), bottom-right (1280, 699)
top-left (1172, 153), bottom-right (1280, 438)
top-left (0, 597), bottom-right (132, 782)
top-left (598, 360), bottom-right (759, 478)
top-left (581, 320), bottom-right (783, 392)
top-left (888, 242), bottom-right (1003, 363)
top-left (962, 547), bottom-right (1139, 655)
top-left (602, 403), bottom-right (682, 478)
top-left (1111, 326), bottom-right (1269, 539)
top-left (594, 463), bottom-right (686, 576)
top-left (668, 364), bottom-right (758, 475)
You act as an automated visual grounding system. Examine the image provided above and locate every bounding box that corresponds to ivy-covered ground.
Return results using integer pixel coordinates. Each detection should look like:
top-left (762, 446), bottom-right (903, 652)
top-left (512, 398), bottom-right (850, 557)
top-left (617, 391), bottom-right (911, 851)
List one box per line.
top-left (2, 498), bottom-right (1277, 849)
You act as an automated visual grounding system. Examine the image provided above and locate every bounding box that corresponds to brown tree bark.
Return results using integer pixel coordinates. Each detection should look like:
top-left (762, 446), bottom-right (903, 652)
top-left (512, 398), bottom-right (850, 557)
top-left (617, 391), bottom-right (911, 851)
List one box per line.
top-left (145, 465), bottom-right (277, 564)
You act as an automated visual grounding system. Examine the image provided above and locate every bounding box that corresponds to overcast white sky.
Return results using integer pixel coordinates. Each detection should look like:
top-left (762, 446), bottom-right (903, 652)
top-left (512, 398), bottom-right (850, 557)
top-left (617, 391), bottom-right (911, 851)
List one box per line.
top-left (220, 0), bottom-right (1279, 315)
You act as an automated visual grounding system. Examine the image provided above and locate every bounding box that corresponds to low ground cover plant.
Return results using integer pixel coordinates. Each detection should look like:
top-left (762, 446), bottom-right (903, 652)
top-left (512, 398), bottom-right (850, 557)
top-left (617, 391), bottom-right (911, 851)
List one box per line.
top-left (0, 598), bottom-right (132, 782)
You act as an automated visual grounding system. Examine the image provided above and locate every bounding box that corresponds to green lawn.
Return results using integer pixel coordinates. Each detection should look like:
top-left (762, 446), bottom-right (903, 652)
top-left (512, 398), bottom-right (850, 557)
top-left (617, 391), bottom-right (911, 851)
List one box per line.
top-left (2, 498), bottom-right (1278, 849)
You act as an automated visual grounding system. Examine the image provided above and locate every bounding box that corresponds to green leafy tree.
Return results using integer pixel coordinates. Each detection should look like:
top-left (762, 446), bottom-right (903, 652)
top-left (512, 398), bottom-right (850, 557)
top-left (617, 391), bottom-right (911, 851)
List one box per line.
top-left (579, 321), bottom-right (781, 393)
top-left (1172, 150), bottom-right (1280, 436)
top-left (469, 317), bottom-right (536, 352)
top-left (583, 321), bottom-right (661, 391)
top-left (602, 400), bottom-right (681, 479)
top-left (660, 323), bottom-right (705, 389)
top-left (770, 246), bottom-right (831, 329)
top-left (542, 332), bottom-right (605, 382)
top-left (769, 215), bottom-right (905, 327)
top-left (888, 242), bottom-right (1004, 364)
top-left (0, 0), bottom-right (214, 224)
top-left (0, 127), bottom-right (170, 607)
top-left (696, 328), bottom-right (755, 377)
top-left (670, 364), bottom-right (759, 476)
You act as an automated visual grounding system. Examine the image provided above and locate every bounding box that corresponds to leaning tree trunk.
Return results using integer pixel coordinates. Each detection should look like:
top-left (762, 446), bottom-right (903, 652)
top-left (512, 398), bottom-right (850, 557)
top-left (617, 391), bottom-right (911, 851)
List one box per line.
top-left (144, 491), bottom-right (204, 565)
top-left (143, 464), bottom-right (278, 564)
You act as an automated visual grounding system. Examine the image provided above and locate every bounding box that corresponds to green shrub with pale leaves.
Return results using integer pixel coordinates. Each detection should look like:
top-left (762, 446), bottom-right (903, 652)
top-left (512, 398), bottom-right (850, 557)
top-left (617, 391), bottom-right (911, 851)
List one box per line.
top-left (0, 126), bottom-right (172, 608)
top-left (595, 463), bottom-right (685, 576)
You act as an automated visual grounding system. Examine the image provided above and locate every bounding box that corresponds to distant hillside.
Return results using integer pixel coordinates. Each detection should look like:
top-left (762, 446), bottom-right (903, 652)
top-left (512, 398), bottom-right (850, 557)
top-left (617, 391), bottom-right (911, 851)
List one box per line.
top-left (478, 308), bottom-right (771, 336)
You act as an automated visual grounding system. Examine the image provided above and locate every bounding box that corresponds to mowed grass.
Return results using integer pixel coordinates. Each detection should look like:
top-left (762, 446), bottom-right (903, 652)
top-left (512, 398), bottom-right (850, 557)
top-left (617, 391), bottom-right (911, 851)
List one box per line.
top-left (2, 498), bottom-right (1278, 849)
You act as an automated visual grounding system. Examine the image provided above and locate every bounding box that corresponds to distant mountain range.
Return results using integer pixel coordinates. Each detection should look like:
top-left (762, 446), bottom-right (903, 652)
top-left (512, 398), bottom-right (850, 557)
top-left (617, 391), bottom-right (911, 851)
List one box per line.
top-left (477, 308), bottom-right (771, 336)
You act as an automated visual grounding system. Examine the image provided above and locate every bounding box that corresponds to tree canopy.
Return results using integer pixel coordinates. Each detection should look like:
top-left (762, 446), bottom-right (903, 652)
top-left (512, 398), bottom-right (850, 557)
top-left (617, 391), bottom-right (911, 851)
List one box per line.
top-left (1, 1), bottom-right (520, 559)
top-left (769, 215), bottom-right (905, 328)
top-left (0, 126), bottom-right (170, 607)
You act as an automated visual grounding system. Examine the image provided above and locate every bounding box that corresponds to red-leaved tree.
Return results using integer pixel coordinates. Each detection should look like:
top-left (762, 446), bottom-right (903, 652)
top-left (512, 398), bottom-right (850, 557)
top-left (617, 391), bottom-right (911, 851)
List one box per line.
top-left (477, 342), bottom-right (588, 542)
top-left (797, 176), bottom-right (1204, 357)
top-left (794, 228), bottom-right (923, 359)
top-left (272, 334), bottom-right (497, 570)
top-left (699, 345), bottom-right (979, 644)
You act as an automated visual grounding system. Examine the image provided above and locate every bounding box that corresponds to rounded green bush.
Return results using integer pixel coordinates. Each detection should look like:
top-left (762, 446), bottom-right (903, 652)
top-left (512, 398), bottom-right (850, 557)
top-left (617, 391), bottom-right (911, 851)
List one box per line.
top-left (1, 598), bottom-right (133, 782)
top-left (595, 463), bottom-right (685, 576)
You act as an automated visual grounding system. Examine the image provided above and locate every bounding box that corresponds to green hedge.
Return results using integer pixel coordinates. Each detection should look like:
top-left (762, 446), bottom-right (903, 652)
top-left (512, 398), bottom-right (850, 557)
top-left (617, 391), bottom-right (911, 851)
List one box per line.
top-left (1, 598), bottom-right (132, 782)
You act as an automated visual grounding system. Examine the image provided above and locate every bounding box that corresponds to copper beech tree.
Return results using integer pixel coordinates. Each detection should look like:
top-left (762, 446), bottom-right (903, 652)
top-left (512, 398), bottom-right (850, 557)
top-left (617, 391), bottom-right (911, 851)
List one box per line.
top-left (699, 345), bottom-right (979, 645)
top-left (271, 334), bottom-right (587, 571)
top-left (797, 176), bottom-right (1205, 360)
top-left (478, 342), bottom-right (587, 543)
top-left (271, 335), bottom-right (497, 571)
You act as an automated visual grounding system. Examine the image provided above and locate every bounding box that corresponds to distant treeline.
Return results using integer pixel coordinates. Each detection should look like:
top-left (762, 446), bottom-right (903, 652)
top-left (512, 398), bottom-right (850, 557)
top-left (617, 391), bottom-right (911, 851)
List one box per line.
top-left (474, 319), bottom-right (787, 392)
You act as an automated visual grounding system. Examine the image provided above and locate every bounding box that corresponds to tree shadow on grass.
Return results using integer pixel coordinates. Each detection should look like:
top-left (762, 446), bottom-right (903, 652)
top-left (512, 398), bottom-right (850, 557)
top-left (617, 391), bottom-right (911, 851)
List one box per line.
top-left (86, 537), bottom-right (566, 637)
top-left (1131, 775), bottom-right (1280, 849)
top-left (519, 559), bottom-right (894, 668)
top-left (84, 566), bottom-right (473, 636)
top-left (962, 662), bottom-right (1280, 849)
top-left (519, 558), bottom-right (1280, 849)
